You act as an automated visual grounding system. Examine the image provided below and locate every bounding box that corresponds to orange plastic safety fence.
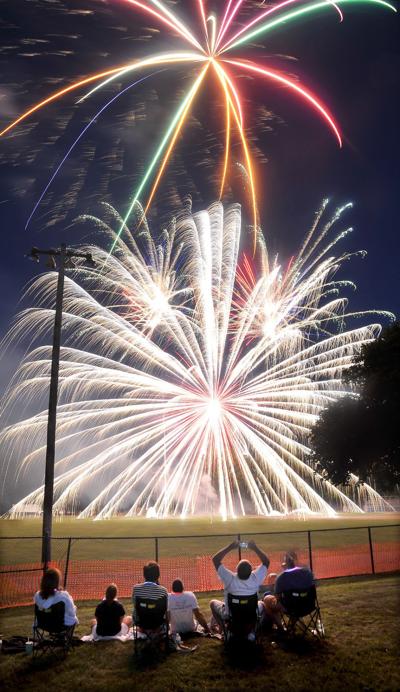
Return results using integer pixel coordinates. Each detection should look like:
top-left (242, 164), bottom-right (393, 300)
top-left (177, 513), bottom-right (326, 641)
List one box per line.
top-left (1, 541), bottom-right (399, 610)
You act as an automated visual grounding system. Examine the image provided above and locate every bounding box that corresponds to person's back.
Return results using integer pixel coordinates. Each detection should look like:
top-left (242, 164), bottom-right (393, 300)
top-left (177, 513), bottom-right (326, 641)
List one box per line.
top-left (213, 542), bottom-right (269, 610)
top-left (210, 540), bottom-right (270, 635)
top-left (262, 551), bottom-right (313, 629)
top-left (274, 551), bottom-right (314, 595)
top-left (168, 579), bottom-right (209, 635)
top-left (95, 584), bottom-right (126, 637)
top-left (168, 593), bottom-right (196, 634)
top-left (275, 566), bottom-right (313, 593)
top-left (34, 567), bottom-right (78, 627)
top-left (132, 562), bottom-right (168, 610)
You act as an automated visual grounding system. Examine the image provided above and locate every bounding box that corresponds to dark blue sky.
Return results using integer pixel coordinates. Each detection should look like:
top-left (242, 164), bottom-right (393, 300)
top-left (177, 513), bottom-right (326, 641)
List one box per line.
top-left (0, 0), bottom-right (399, 391)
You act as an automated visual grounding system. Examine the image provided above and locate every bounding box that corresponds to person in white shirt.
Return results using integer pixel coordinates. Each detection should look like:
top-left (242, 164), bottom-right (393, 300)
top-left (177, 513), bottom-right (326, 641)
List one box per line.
top-left (168, 579), bottom-right (210, 638)
top-left (34, 567), bottom-right (78, 627)
top-left (210, 540), bottom-right (269, 634)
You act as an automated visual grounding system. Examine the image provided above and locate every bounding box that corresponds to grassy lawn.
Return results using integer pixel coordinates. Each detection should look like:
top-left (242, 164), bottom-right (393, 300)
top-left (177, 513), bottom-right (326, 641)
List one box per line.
top-left (1, 514), bottom-right (399, 564)
top-left (0, 574), bottom-right (399, 691)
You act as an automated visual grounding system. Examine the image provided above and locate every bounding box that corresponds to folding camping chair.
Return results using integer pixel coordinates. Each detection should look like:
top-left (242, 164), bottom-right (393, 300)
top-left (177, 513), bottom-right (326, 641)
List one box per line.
top-left (280, 585), bottom-right (324, 640)
top-left (33, 601), bottom-right (75, 658)
top-left (133, 595), bottom-right (169, 658)
top-left (222, 593), bottom-right (261, 646)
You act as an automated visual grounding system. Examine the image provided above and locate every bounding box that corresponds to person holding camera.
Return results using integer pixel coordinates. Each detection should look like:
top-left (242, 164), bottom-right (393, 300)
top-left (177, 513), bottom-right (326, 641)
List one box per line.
top-left (209, 540), bottom-right (270, 635)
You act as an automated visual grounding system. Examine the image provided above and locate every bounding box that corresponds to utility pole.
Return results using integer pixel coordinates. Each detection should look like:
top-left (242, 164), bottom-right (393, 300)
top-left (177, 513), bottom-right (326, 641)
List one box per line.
top-left (27, 245), bottom-right (96, 567)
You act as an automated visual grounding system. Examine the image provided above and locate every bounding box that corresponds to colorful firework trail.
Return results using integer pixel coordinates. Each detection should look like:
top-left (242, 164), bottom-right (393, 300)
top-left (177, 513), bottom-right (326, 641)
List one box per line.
top-left (2, 201), bottom-right (393, 518)
top-left (0, 0), bottom-right (396, 241)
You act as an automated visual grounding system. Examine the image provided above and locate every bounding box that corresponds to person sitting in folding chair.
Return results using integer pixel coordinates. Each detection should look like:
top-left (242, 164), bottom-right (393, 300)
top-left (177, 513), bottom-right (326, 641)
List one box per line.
top-left (210, 540), bottom-right (270, 642)
top-left (132, 561), bottom-right (169, 655)
top-left (168, 579), bottom-right (210, 643)
top-left (263, 551), bottom-right (323, 638)
top-left (90, 583), bottom-right (132, 640)
top-left (33, 567), bottom-right (78, 656)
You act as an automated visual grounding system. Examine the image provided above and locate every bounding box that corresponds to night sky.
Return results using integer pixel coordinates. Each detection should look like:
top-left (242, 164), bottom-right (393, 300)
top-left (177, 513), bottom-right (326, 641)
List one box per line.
top-left (0, 0), bottom-right (399, 394)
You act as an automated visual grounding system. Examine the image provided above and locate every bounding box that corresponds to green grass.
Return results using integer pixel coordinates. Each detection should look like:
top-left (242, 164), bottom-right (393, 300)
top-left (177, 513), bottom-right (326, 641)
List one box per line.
top-left (0, 575), bottom-right (399, 691)
top-left (1, 514), bottom-right (399, 565)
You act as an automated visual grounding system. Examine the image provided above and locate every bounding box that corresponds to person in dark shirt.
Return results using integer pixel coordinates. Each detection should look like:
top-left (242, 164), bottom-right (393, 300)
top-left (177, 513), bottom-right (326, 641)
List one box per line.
top-left (92, 583), bottom-right (132, 638)
top-left (274, 550), bottom-right (314, 593)
top-left (262, 551), bottom-right (314, 630)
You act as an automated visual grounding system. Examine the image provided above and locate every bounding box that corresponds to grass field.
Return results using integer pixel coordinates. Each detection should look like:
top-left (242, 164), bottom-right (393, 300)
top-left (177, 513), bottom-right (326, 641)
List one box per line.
top-left (1, 514), bottom-right (399, 565)
top-left (0, 574), bottom-right (399, 691)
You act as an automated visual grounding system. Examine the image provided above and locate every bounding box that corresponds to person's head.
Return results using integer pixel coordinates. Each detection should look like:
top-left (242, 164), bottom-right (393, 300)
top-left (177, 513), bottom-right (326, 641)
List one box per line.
top-left (105, 583), bottom-right (117, 602)
top-left (172, 579), bottom-right (184, 593)
top-left (143, 561), bottom-right (160, 583)
top-left (40, 567), bottom-right (61, 599)
top-left (282, 551), bottom-right (298, 569)
top-left (236, 559), bottom-right (252, 580)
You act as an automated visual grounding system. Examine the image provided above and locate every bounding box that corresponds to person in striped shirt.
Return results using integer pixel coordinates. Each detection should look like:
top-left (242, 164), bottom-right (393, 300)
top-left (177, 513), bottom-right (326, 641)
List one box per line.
top-left (132, 561), bottom-right (168, 605)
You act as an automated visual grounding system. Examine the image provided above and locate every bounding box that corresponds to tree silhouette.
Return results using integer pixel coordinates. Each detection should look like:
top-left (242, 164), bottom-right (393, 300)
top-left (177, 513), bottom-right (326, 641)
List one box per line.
top-left (309, 323), bottom-right (400, 491)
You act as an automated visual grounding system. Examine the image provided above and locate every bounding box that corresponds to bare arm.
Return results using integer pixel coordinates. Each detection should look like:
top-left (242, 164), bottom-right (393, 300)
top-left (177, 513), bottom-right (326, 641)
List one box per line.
top-left (212, 541), bottom-right (238, 570)
top-left (247, 540), bottom-right (270, 568)
top-left (193, 607), bottom-right (210, 633)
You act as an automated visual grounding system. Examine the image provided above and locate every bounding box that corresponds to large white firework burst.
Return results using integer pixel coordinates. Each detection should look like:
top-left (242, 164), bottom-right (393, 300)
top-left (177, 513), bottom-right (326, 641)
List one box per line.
top-left (1, 200), bottom-right (393, 519)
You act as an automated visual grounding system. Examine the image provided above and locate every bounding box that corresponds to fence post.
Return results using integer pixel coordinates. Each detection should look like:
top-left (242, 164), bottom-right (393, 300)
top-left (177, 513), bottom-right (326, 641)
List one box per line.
top-left (155, 537), bottom-right (159, 563)
top-left (238, 533), bottom-right (242, 560)
top-left (307, 531), bottom-right (313, 573)
top-left (367, 526), bottom-right (375, 574)
top-left (63, 537), bottom-right (72, 589)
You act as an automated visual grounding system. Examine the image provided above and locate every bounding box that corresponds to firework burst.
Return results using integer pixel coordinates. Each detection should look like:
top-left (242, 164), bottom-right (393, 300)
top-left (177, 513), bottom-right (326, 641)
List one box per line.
top-left (2, 200), bottom-right (393, 518)
top-left (0, 0), bottom-right (396, 243)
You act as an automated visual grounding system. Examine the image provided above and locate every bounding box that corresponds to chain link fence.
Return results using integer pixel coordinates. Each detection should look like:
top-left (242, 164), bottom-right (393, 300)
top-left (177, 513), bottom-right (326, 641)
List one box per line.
top-left (1, 524), bottom-right (399, 608)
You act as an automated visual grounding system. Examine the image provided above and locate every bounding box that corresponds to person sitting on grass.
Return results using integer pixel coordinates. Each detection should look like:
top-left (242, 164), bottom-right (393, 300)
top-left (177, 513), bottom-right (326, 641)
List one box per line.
top-left (168, 579), bottom-right (210, 641)
top-left (210, 540), bottom-right (270, 639)
top-left (263, 550), bottom-right (314, 630)
top-left (34, 567), bottom-right (78, 627)
top-left (91, 583), bottom-right (132, 639)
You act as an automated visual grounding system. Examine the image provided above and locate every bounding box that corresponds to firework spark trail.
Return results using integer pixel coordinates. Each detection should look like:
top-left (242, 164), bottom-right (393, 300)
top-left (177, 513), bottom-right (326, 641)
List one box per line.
top-left (124, 0), bottom-right (204, 51)
top-left (197, 0), bottom-right (210, 48)
top-left (143, 64), bottom-right (210, 217)
top-left (0, 52), bottom-right (204, 137)
top-left (223, 58), bottom-right (342, 146)
top-left (220, 0), bottom-right (396, 52)
top-left (215, 0), bottom-right (245, 51)
top-left (219, 0), bottom-right (340, 53)
top-left (109, 66), bottom-right (209, 257)
top-left (0, 64), bottom-right (139, 137)
top-left (1, 201), bottom-right (394, 519)
top-left (77, 52), bottom-right (206, 103)
top-left (219, 84), bottom-right (231, 199)
top-left (25, 72), bottom-right (163, 230)
top-left (213, 61), bottom-right (258, 234)
top-left (216, 0), bottom-right (235, 47)
top-left (1, 0), bottom-right (395, 243)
